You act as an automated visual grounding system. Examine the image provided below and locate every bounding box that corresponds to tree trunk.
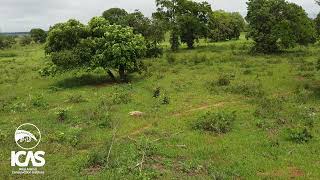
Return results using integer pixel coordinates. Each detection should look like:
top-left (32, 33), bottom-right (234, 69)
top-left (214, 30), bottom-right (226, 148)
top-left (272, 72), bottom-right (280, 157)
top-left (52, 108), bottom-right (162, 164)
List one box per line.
top-left (106, 69), bottom-right (116, 81)
top-left (119, 65), bottom-right (126, 82)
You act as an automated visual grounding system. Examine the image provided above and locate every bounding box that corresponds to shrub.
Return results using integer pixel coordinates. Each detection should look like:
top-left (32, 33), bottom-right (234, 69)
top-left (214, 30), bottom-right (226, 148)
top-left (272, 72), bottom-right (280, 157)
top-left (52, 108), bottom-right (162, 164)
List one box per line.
top-left (162, 96), bottom-right (170, 105)
top-left (55, 108), bottom-right (69, 122)
top-left (19, 35), bottom-right (33, 46)
top-left (288, 127), bottom-right (312, 143)
top-left (86, 150), bottom-right (107, 168)
top-left (145, 42), bottom-right (163, 58)
top-left (254, 97), bottom-right (283, 119)
top-left (216, 74), bottom-right (233, 86)
top-left (39, 62), bottom-right (58, 77)
top-left (31, 95), bottom-right (48, 108)
top-left (227, 81), bottom-right (265, 97)
top-left (98, 112), bottom-right (113, 128)
top-left (153, 87), bottom-right (161, 98)
top-left (111, 87), bottom-right (132, 104)
top-left (0, 35), bottom-right (16, 49)
top-left (67, 95), bottom-right (86, 103)
top-left (167, 53), bottom-right (176, 64)
top-left (193, 111), bottom-right (236, 134)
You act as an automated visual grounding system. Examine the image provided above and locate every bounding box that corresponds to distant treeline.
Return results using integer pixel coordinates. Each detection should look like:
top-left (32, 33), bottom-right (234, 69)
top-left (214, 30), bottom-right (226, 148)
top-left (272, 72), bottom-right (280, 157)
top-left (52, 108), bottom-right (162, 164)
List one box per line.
top-left (0, 32), bottom-right (29, 36)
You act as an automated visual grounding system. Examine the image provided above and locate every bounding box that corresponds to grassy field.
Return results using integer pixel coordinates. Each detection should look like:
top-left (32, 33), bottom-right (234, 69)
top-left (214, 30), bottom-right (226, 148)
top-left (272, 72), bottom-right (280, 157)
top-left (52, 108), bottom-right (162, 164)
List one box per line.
top-left (1, 35), bottom-right (320, 179)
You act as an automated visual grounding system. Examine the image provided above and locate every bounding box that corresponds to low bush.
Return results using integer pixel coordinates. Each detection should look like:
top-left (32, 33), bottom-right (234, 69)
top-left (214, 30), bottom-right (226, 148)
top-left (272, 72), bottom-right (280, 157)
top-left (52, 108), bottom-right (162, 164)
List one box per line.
top-left (31, 94), bottom-right (48, 108)
top-left (193, 111), bottom-right (236, 134)
top-left (288, 127), bottom-right (312, 143)
top-left (55, 108), bottom-right (69, 122)
top-left (227, 81), bottom-right (265, 97)
top-left (19, 35), bottom-right (33, 46)
top-left (111, 88), bottom-right (132, 104)
top-left (153, 87), bottom-right (161, 98)
top-left (145, 42), bottom-right (163, 58)
top-left (67, 94), bottom-right (87, 103)
top-left (167, 53), bottom-right (177, 64)
top-left (216, 74), bottom-right (234, 86)
top-left (0, 35), bottom-right (16, 49)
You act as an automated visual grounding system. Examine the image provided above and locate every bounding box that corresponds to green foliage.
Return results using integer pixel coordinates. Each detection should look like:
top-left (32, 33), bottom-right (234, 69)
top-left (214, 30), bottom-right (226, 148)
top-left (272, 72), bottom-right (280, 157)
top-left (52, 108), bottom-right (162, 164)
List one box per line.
top-left (102, 8), bottom-right (128, 25)
top-left (145, 42), bottom-right (163, 58)
top-left (216, 74), bottom-right (233, 86)
top-left (111, 86), bottom-right (132, 104)
top-left (246, 0), bottom-right (317, 53)
top-left (30, 28), bottom-right (47, 43)
top-left (45, 17), bottom-right (146, 81)
top-left (67, 94), bottom-right (87, 103)
top-left (0, 35), bottom-right (16, 49)
top-left (19, 35), bottom-right (32, 46)
top-left (209, 11), bottom-right (245, 42)
top-left (193, 111), bottom-right (236, 134)
top-left (92, 25), bottom-right (146, 81)
top-left (288, 127), bottom-right (313, 143)
top-left (155, 0), bottom-right (212, 50)
top-left (315, 13), bottom-right (320, 38)
top-left (45, 19), bottom-right (89, 53)
top-left (55, 108), bottom-right (69, 122)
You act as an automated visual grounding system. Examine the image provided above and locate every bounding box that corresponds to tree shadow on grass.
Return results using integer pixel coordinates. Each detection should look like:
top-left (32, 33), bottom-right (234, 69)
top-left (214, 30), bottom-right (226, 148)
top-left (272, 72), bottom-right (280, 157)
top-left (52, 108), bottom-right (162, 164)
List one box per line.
top-left (54, 74), bottom-right (117, 89)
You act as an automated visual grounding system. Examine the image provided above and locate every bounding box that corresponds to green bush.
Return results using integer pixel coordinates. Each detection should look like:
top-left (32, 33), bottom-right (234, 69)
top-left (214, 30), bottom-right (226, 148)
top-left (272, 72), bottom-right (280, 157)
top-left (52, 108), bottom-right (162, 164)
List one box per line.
top-left (0, 35), bottom-right (16, 49)
top-left (216, 74), bottom-right (233, 86)
top-left (55, 108), bottom-right (69, 122)
top-left (246, 0), bottom-right (316, 53)
top-left (167, 53), bottom-right (177, 64)
top-left (111, 87), bottom-right (132, 104)
top-left (145, 42), bottom-right (163, 58)
top-left (227, 81), bottom-right (265, 97)
top-left (67, 94), bottom-right (86, 103)
top-left (19, 35), bottom-right (33, 46)
top-left (288, 127), bottom-right (312, 143)
top-left (193, 111), bottom-right (236, 134)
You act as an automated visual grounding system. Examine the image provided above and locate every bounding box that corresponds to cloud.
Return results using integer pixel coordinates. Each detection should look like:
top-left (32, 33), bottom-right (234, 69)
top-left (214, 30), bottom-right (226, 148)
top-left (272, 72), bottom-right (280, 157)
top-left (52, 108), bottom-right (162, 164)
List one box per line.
top-left (0, 0), bottom-right (318, 32)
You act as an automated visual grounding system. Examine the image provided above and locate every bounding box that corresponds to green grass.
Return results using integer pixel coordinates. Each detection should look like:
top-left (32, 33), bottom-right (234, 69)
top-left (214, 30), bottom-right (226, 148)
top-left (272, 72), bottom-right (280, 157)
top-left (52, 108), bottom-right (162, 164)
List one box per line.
top-left (1, 35), bottom-right (320, 179)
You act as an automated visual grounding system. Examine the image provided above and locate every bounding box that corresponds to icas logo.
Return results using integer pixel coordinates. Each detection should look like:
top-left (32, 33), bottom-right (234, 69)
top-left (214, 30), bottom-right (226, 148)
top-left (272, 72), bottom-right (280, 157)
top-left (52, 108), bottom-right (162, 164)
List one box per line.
top-left (11, 123), bottom-right (45, 167)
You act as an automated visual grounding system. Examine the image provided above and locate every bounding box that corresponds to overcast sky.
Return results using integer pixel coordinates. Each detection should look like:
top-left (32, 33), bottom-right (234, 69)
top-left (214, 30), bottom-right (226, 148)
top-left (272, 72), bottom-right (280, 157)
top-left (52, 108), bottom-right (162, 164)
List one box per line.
top-left (0, 0), bottom-right (319, 32)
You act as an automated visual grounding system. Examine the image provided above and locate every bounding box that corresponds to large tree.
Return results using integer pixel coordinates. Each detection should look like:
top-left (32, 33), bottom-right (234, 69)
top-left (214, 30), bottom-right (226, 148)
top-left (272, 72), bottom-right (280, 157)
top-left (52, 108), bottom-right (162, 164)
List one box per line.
top-left (45, 17), bottom-right (146, 82)
top-left (155, 0), bottom-right (212, 50)
top-left (208, 11), bottom-right (245, 42)
top-left (246, 0), bottom-right (316, 53)
top-left (92, 25), bottom-right (146, 81)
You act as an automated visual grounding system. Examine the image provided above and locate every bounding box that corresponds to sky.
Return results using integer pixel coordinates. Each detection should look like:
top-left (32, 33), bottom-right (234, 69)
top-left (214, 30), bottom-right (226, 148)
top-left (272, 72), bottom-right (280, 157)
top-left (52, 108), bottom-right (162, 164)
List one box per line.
top-left (0, 0), bottom-right (319, 32)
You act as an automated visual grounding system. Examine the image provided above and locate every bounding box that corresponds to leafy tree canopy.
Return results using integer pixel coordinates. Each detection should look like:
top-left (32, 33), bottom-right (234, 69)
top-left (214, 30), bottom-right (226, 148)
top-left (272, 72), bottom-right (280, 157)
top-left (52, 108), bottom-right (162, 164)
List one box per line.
top-left (246, 0), bottom-right (317, 53)
top-left (208, 10), bottom-right (245, 42)
top-left (45, 17), bottom-right (146, 82)
top-left (30, 28), bottom-right (47, 43)
top-left (102, 8), bottom-right (128, 25)
top-left (155, 0), bottom-right (212, 50)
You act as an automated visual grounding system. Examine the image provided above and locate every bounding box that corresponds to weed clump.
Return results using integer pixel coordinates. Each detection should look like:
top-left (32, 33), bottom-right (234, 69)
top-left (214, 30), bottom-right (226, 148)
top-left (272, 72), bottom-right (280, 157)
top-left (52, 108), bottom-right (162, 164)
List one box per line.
top-left (55, 108), bottom-right (69, 122)
top-left (67, 94), bottom-right (87, 103)
top-left (167, 54), bottom-right (176, 64)
top-left (31, 94), bottom-right (48, 108)
top-left (216, 74), bottom-right (234, 86)
top-left (288, 127), bottom-right (312, 143)
top-left (193, 111), bottom-right (236, 134)
top-left (227, 81), bottom-right (265, 97)
top-left (111, 86), bottom-right (132, 104)
top-left (153, 87), bottom-right (161, 98)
